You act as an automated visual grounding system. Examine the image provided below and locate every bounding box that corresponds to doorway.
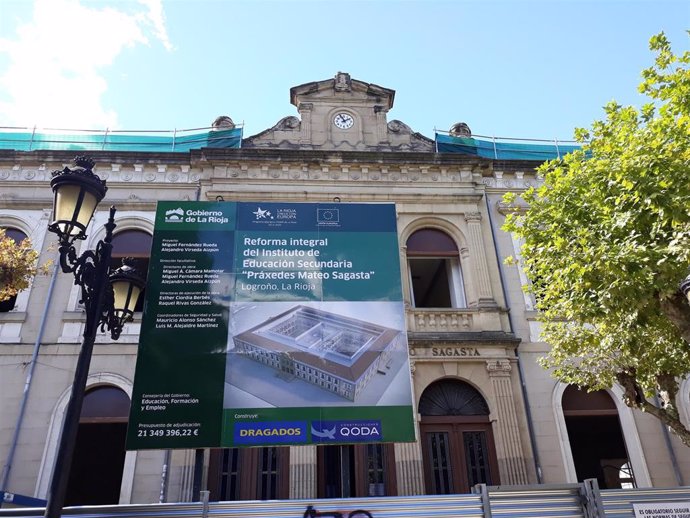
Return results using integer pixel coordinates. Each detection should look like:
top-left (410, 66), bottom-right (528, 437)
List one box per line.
top-left (317, 444), bottom-right (397, 497)
top-left (562, 385), bottom-right (634, 489)
top-left (208, 447), bottom-right (289, 501)
top-left (419, 378), bottom-right (499, 494)
top-left (64, 386), bottom-right (130, 506)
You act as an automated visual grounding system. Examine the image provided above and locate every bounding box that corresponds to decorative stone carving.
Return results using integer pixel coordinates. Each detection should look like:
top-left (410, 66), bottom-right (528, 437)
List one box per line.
top-left (212, 115), bottom-right (235, 130)
top-left (486, 359), bottom-right (512, 376)
top-left (144, 173), bottom-right (156, 182)
top-left (276, 116), bottom-right (300, 130)
top-left (388, 119), bottom-right (411, 134)
top-left (449, 122), bottom-right (472, 137)
top-left (464, 212), bottom-right (482, 222)
top-left (409, 309), bottom-right (473, 333)
top-left (334, 71), bottom-right (352, 92)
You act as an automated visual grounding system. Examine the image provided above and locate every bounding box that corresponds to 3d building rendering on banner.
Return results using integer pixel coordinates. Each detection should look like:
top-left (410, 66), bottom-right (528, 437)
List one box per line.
top-left (1, 71), bottom-right (689, 507)
top-left (232, 305), bottom-right (401, 401)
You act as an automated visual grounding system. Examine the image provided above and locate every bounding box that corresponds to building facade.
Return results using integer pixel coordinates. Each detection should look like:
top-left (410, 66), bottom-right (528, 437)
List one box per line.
top-left (1, 72), bottom-right (688, 507)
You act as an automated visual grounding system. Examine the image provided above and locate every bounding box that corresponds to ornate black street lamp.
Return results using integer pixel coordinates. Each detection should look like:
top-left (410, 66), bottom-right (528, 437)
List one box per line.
top-left (44, 156), bottom-right (144, 518)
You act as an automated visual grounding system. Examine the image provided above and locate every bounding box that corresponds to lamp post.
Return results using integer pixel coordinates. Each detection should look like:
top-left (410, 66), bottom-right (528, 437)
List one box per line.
top-left (44, 156), bottom-right (144, 518)
top-left (681, 273), bottom-right (690, 305)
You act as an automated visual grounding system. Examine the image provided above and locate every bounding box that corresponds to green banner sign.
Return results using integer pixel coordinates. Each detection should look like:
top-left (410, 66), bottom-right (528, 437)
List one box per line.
top-left (126, 201), bottom-right (415, 449)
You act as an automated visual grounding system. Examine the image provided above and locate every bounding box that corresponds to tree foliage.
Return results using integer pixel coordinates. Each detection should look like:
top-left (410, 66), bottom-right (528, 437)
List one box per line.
top-left (0, 228), bottom-right (42, 302)
top-left (503, 33), bottom-right (690, 445)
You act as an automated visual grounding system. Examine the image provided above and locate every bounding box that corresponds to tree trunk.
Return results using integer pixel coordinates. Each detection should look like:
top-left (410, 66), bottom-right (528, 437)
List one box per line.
top-left (617, 371), bottom-right (690, 448)
top-left (660, 290), bottom-right (690, 344)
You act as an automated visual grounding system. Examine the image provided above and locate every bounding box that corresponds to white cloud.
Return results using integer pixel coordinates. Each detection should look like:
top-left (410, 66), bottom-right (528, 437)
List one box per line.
top-left (0, 0), bottom-right (172, 129)
top-left (137, 0), bottom-right (174, 52)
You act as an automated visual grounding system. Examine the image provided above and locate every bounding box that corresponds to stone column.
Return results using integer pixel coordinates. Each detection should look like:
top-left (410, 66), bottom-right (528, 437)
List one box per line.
top-left (289, 445), bottom-right (317, 498)
top-left (298, 103), bottom-right (313, 144)
top-left (394, 441), bottom-right (425, 495)
top-left (374, 105), bottom-right (388, 143)
top-left (394, 360), bottom-right (424, 495)
top-left (486, 359), bottom-right (528, 484)
top-left (170, 449), bottom-right (196, 502)
top-left (464, 212), bottom-right (496, 307)
top-left (459, 246), bottom-right (477, 307)
top-left (400, 244), bottom-right (412, 307)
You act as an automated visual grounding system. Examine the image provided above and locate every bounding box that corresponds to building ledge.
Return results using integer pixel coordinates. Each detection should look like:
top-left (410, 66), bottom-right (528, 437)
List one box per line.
top-left (0, 310), bottom-right (27, 323)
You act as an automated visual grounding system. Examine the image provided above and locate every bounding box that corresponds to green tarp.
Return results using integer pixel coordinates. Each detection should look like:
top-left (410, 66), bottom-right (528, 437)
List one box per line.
top-left (436, 133), bottom-right (580, 161)
top-left (0, 127), bottom-right (242, 152)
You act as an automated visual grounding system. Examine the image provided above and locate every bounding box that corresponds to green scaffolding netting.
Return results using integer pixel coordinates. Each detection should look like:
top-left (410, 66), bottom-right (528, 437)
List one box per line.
top-left (435, 133), bottom-right (580, 160)
top-left (0, 127), bottom-right (242, 152)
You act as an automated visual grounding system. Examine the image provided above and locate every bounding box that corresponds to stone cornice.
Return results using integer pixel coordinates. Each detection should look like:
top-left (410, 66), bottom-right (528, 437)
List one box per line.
top-left (1, 148), bottom-right (545, 193)
top-left (408, 331), bottom-right (520, 345)
top-left (192, 147), bottom-right (488, 167)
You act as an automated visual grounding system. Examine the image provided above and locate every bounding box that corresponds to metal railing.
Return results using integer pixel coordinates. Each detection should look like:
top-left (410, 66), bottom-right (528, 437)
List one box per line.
top-left (2, 481), bottom-right (690, 518)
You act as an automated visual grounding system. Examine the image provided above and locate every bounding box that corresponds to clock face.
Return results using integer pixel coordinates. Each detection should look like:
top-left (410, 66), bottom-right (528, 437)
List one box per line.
top-left (333, 112), bottom-right (354, 129)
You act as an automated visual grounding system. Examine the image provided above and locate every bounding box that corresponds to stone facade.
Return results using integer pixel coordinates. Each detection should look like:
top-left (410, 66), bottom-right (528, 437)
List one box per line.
top-left (1, 72), bottom-right (688, 506)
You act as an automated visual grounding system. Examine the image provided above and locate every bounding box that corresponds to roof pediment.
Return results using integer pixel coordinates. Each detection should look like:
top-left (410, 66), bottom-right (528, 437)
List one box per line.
top-left (290, 72), bottom-right (395, 110)
top-left (244, 72), bottom-right (432, 152)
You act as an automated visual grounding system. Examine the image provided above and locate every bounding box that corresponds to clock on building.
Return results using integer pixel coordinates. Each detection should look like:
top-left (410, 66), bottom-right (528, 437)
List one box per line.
top-left (333, 112), bottom-right (354, 129)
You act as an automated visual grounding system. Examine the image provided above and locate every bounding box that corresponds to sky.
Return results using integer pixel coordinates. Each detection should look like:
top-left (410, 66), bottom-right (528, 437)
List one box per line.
top-left (0, 0), bottom-right (688, 142)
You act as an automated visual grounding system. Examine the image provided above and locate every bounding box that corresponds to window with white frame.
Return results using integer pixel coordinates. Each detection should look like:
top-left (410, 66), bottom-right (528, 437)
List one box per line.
top-left (406, 228), bottom-right (466, 308)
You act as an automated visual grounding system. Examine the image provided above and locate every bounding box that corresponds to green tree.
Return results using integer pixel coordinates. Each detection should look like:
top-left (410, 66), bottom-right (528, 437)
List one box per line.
top-left (503, 33), bottom-right (690, 445)
top-left (0, 228), bottom-right (42, 302)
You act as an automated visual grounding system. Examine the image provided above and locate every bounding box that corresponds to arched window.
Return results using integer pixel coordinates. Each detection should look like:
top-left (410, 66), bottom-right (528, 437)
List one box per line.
top-left (0, 228), bottom-right (29, 312)
top-left (562, 386), bottom-right (634, 489)
top-left (406, 229), bottom-right (466, 308)
top-left (419, 379), bottom-right (490, 416)
top-left (419, 379), bottom-right (498, 494)
top-left (110, 229), bottom-right (152, 312)
top-left (64, 386), bottom-right (130, 506)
